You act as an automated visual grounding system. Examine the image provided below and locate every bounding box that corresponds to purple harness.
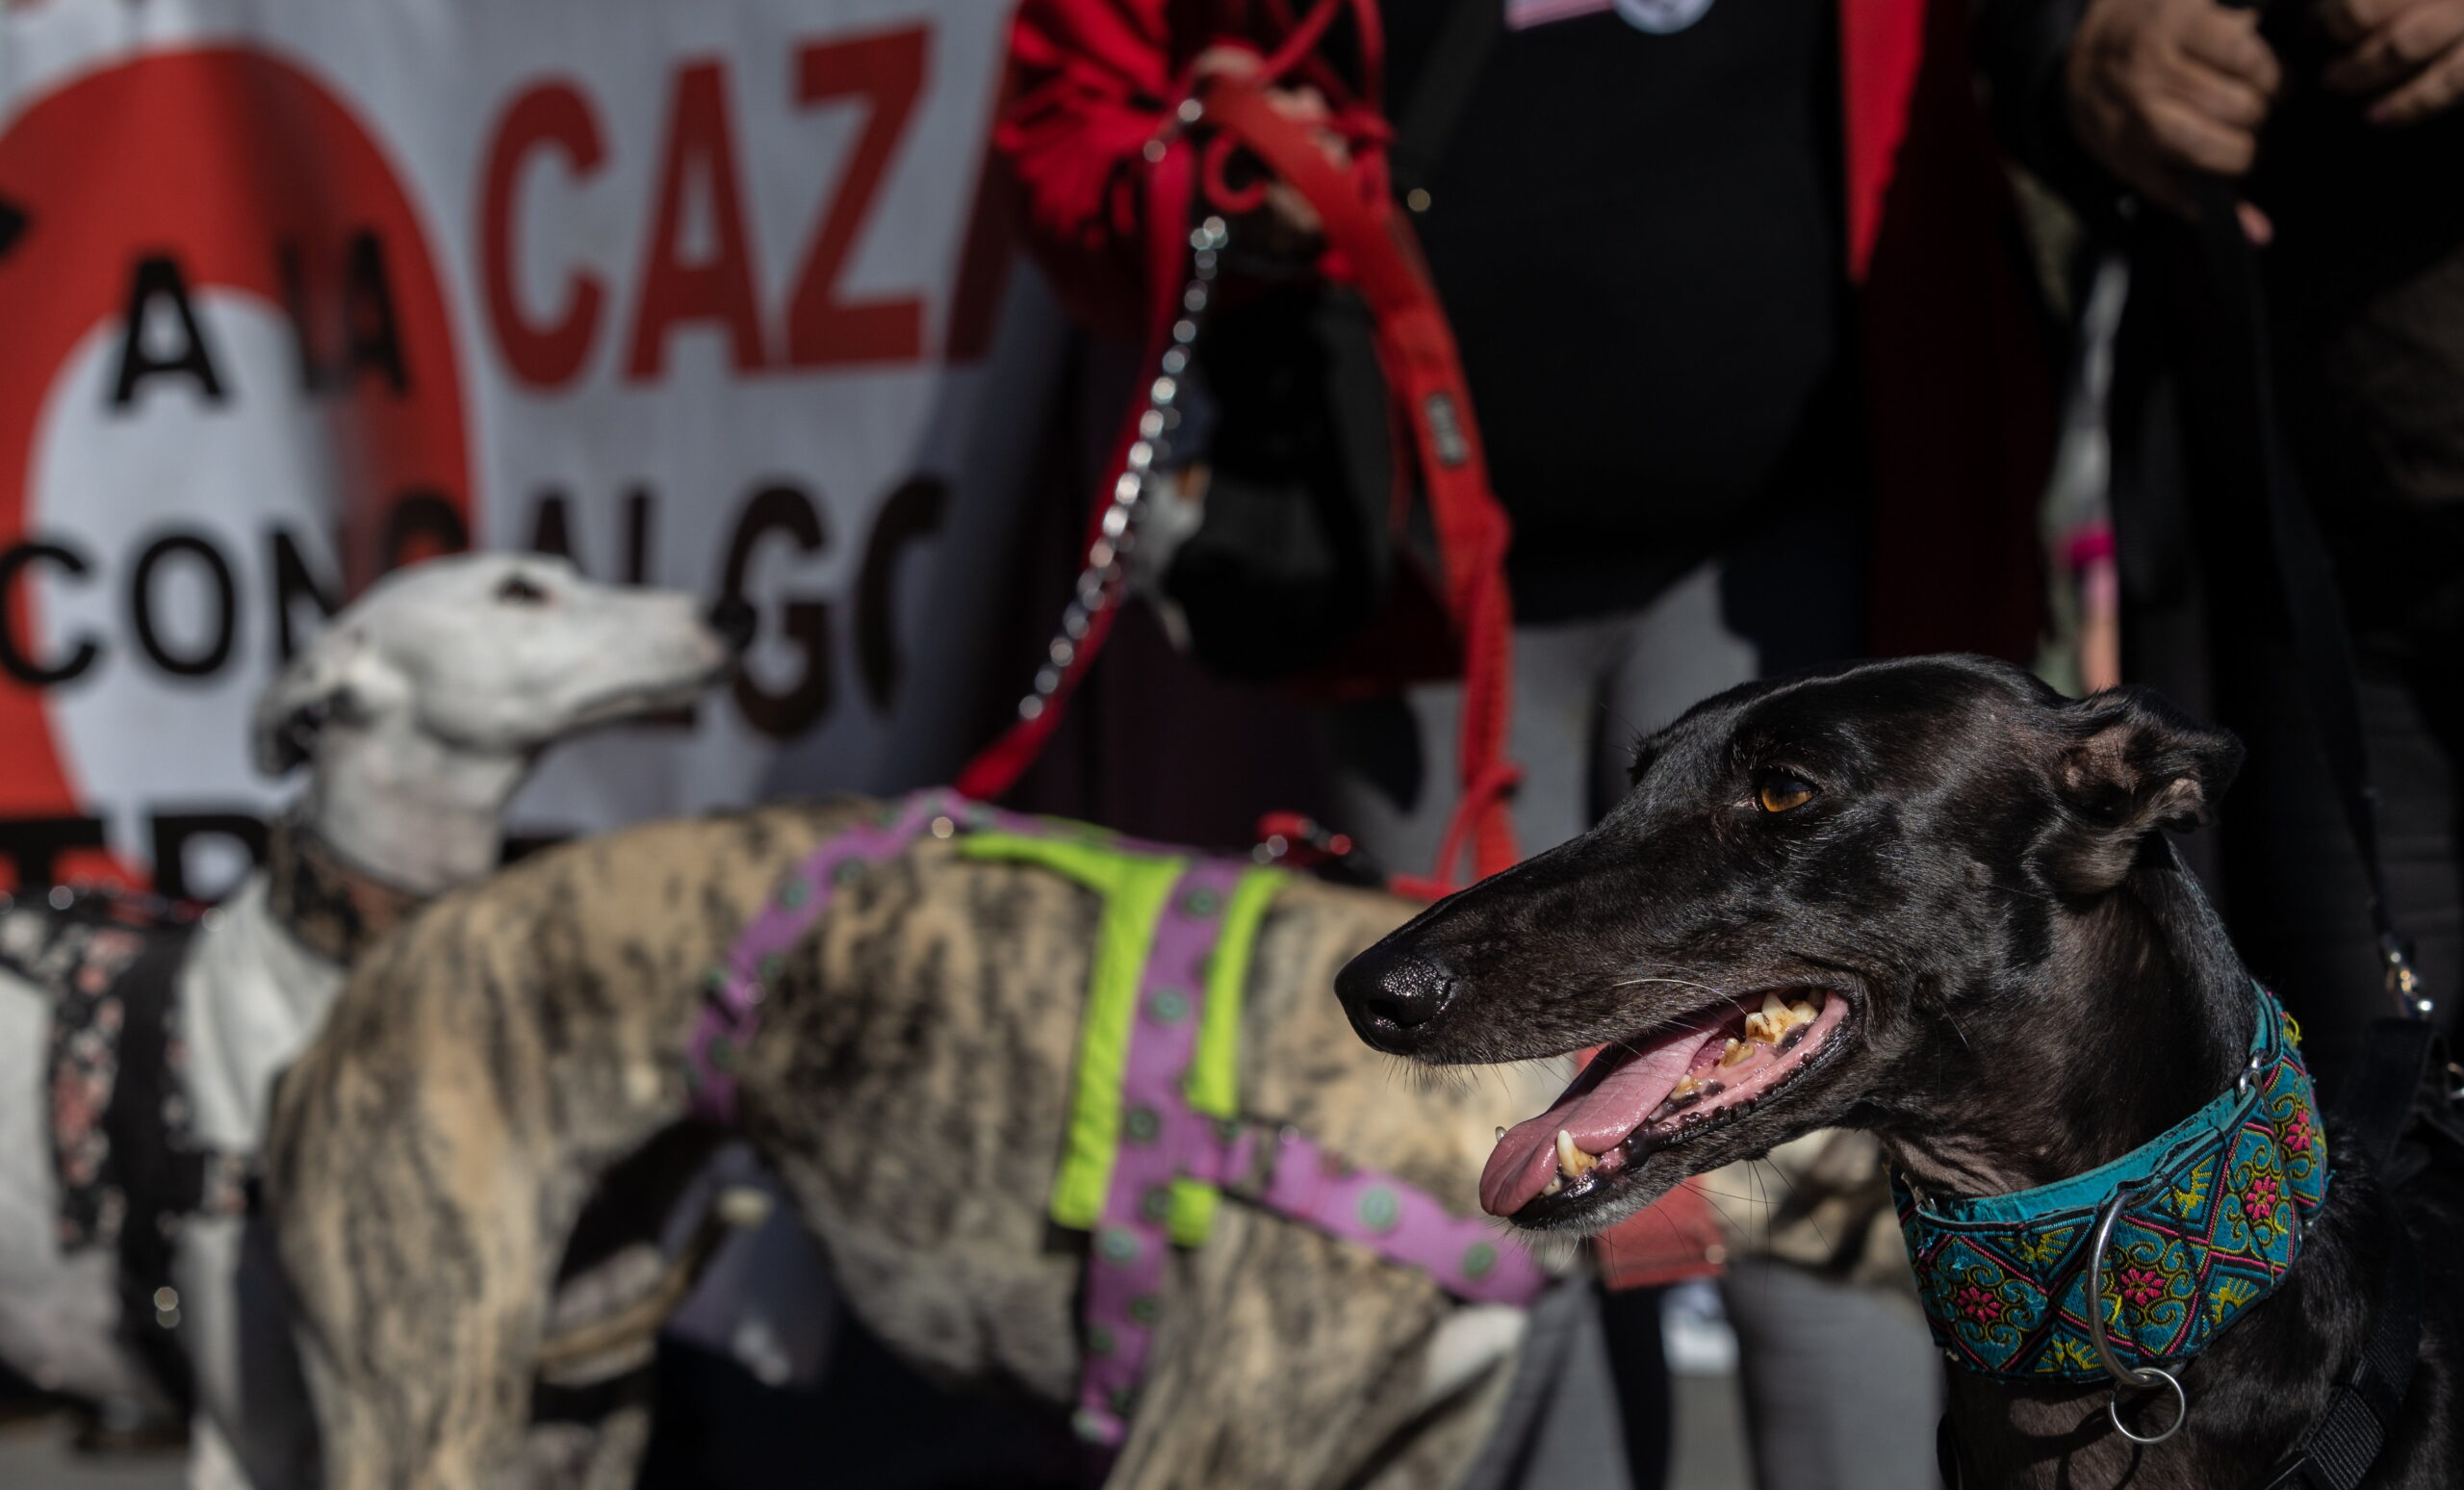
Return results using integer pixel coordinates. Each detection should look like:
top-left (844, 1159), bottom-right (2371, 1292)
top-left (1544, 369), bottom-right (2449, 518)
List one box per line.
top-left (688, 791), bottom-right (1552, 1471)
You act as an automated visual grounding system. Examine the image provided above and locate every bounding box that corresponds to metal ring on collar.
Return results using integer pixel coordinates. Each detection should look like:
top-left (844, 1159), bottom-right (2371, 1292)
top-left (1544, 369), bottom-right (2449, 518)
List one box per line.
top-left (2108, 1369), bottom-right (2188, 1446)
top-left (2087, 1191), bottom-right (2190, 1445)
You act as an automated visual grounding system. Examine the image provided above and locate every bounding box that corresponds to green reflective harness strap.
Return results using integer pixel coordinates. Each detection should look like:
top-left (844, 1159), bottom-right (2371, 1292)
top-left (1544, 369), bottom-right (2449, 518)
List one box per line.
top-left (953, 814), bottom-right (1552, 1468)
top-left (956, 831), bottom-right (1190, 1232)
top-left (698, 788), bottom-right (1549, 1481)
top-left (1167, 864), bottom-right (1282, 1246)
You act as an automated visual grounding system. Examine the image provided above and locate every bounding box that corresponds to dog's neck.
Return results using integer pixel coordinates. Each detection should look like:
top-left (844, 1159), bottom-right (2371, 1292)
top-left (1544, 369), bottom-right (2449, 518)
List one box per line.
top-left (269, 720), bottom-right (530, 960)
top-left (298, 721), bottom-right (528, 898)
top-left (1911, 860), bottom-right (2371, 1489)
top-left (1877, 849), bottom-right (2254, 1201)
top-left (263, 812), bottom-right (431, 966)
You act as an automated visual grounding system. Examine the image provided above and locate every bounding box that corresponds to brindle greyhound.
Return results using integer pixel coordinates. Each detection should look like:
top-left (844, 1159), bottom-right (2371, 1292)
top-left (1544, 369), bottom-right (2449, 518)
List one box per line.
top-left (1337, 655), bottom-right (2464, 1489)
top-left (265, 803), bottom-right (1570, 1490)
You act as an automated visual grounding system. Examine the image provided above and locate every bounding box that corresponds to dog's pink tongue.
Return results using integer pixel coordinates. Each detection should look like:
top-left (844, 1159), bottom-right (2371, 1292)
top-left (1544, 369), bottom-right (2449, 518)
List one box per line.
top-left (1478, 1034), bottom-right (1710, 1217)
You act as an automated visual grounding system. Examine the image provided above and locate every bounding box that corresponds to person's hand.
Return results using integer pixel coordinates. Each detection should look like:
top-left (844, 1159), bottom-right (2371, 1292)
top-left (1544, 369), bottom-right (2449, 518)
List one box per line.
top-left (2322, 0), bottom-right (2464, 125)
top-left (1190, 46), bottom-right (1349, 247)
top-left (2066, 0), bottom-right (2281, 240)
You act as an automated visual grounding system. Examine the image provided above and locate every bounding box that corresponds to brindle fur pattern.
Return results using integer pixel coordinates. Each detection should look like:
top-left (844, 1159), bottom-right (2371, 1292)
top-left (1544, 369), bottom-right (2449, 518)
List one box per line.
top-left (269, 800), bottom-right (1554, 1490)
top-left (1337, 656), bottom-right (2464, 1490)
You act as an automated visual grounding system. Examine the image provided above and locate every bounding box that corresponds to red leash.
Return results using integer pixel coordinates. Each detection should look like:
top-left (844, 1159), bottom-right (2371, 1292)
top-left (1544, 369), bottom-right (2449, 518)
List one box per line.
top-left (968, 4), bottom-right (1718, 1290)
top-left (959, 21), bottom-right (1519, 893)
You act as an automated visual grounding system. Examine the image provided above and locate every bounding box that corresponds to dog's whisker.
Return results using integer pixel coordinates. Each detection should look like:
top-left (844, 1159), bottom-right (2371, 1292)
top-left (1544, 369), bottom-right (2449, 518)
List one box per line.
top-left (1940, 1008), bottom-right (1977, 1055)
top-left (1605, 974), bottom-right (1731, 1000)
top-left (1694, 1189), bottom-right (1754, 1241)
top-left (1753, 1157), bottom-right (1834, 1259)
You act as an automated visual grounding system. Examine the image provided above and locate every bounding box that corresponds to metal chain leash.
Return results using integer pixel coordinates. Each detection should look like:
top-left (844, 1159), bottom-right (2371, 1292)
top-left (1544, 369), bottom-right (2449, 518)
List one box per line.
top-left (1013, 214), bottom-right (1229, 726)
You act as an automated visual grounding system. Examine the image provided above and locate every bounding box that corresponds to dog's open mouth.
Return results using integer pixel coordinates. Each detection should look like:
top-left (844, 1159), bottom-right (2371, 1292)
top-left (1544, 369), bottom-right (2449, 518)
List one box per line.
top-left (1480, 989), bottom-right (1849, 1224)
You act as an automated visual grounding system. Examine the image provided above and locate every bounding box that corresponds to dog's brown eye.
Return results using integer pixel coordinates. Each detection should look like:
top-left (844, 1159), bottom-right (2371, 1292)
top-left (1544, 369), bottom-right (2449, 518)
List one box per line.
top-left (1758, 775), bottom-right (1815, 814)
top-left (496, 574), bottom-right (550, 605)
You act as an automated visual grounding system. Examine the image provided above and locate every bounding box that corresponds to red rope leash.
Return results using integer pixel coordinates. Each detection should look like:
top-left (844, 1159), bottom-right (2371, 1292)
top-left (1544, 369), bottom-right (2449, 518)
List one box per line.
top-left (962, 7), bottom-right (1519, 891)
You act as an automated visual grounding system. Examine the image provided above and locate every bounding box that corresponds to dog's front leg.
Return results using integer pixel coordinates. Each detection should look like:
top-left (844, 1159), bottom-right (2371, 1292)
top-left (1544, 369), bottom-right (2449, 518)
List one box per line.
top-left (1104, 1206), bottom-right (1504, 1490)
top-left (272, 1025), bottom-right (563, 1490)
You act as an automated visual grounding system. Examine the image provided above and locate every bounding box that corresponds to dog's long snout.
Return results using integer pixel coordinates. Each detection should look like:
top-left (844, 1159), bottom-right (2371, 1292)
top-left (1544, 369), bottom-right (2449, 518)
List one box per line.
top-left (706, 596), bottom-right (757, 654)
top-left (1335, 939), bottom-right (1461, 1054)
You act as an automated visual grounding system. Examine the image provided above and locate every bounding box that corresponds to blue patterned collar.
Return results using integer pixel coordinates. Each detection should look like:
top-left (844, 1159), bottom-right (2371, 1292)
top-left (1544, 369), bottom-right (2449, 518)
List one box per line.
top-left (1894, 983), bottom-right (2331, 1381)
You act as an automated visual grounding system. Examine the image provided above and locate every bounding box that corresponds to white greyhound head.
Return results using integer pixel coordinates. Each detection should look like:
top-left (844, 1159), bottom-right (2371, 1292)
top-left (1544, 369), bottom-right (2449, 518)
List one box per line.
top-left (252, 552), bottom-right (739, 894)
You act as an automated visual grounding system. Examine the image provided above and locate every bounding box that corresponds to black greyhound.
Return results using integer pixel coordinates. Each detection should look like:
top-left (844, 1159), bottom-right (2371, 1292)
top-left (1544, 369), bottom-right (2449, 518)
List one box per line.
top-left (1337, 655), bottom-right (2461, 1489)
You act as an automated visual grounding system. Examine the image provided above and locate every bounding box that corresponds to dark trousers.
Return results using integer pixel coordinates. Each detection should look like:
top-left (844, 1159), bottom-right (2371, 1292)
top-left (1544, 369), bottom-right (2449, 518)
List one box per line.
top-left (2117, 171), bottom-right (2464, 1093)
top-left (2207, 641), bottom-right (2461, 1092)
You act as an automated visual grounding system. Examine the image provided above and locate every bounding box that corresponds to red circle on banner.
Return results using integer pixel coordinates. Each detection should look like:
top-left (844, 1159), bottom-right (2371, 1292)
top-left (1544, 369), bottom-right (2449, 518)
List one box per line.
top-left (0, 46), bottom-right (472, 831)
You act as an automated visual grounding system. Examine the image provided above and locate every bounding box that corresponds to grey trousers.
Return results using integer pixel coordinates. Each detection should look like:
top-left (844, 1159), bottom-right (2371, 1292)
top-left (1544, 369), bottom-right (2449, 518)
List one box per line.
top-left (1455, 1280), bottom-right (1640, 1490)
top-left (1324, 538), bottom-right (1940, 1490)
top-left (1720, 1258), bottom-right (1943, 1490)
top-left (1325, 560), bottom-right (1765, 870)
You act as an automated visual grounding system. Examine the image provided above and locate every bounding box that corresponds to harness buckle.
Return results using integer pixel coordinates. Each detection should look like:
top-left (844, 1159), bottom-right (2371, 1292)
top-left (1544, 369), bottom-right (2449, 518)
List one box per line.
top-left (1216, 1121), bottom-right (1297, 1204)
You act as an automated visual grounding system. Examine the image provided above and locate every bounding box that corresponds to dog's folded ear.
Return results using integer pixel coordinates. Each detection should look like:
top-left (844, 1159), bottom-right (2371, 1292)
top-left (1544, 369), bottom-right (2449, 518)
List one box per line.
top-left (2040, 687), bottom-right (2245, 895)
top-left (252, 629), bottom-right (396, 776)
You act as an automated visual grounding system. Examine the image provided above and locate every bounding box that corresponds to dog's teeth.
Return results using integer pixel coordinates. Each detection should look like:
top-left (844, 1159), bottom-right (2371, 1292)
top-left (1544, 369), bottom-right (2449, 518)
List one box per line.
top-left (1747, 993), bottom-right (1818, 1046)
top-left (1496, 1127), bottom-right (1507, 1143)
top-left (1718, 1037), bottom-right (1753, 1069)
top-left (1671, 1073), bottom-right (1703, 1099)
top-left (1555, 1128), bottom-right (1599, 1178)
top-left (1543, 1174), bottom-right (1565, 1196)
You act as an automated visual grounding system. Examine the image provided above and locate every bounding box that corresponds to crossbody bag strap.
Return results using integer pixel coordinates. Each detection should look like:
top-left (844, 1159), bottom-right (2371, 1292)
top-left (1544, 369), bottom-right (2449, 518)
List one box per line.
top-left (2178, 10), bottom-right (2429, 1469)
top-left (2185, 18), bottom-right (2423, 1016)
top-left (2159, 134), bottom-right (2432, 1486)
top-left (1387, 0), bottom-right (1503, 200)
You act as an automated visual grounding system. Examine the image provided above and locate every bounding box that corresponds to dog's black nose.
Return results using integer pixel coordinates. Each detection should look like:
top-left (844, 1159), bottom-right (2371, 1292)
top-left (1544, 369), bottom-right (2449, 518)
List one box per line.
top-left (706, 596), bottom-right (757, 654)
top-left (1336, 939), bottom-right (1461, 1054)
